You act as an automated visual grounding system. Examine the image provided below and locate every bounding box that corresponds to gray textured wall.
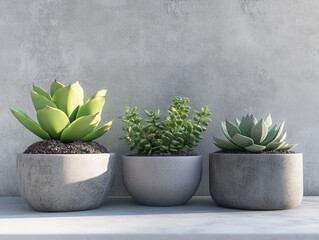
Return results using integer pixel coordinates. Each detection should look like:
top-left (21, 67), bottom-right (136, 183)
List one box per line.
top-left (1, 0), bottom-right (318, 196)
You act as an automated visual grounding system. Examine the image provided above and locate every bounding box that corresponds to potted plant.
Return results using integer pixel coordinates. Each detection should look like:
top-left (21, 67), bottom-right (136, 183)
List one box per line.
top-left (210, 114), bottom-right (303, 210)
top-left (11, 80), bottom-right (114, 212)
top-left (120, 96), bottom-right (211, 206)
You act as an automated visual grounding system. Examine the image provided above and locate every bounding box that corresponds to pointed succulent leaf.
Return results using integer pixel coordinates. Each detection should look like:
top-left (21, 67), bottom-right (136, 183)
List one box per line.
top-left (235, 118), bottom-right (241, 127)
top-left (10, 108), bottom-right (50, 140)
top-left (89, 89), bottom-right (107, 100)
top-left (76, 97), bottom-right (105, 118)
top-left (60, 114), bottom-right (101, 143)
top-left (277, 131), bottom-right (287, 143)
top-left (265, 114), bottom-right (272, 128)
top-left (33, 85), bottom-right (51, 101)
top-left (261, 125), bottom-right (278, 145)
top-left (272, 121), bottom-right (285, 142)
top-left (240, 115), bottom-right (246, 124)
top-left (281, 143), bottom-right (297, 150)
top-left (31, 91), bottom-right (57, 111)
top-left (72, 81), bottom-right (84, 104)
top-left (213, 137), bottom-right (241, 151)
top-left (232, 133), bottom-right (254, 148)
top-left (50, 80), bottom-right (65, 97)
top-left (239, 115), bottom-right (256, 137)
top-left (37, 106), bottom-right (70, 139)
top-left (250, 114), bottom-right (258, 125)
top-left (52, 84), bottom-right (82, 121)
top-left (251, 119), bottom-right (268, 144)
top-left (81, 121), bottom-right (112, 141)
top-left (245, 144), bottom-right (266, 153)
top-left (225, 120), bottom-right (241, 138)
top-left (266, 141), bottom-right (286, 151)
top-left (221, 121), bottom-right (237, 143)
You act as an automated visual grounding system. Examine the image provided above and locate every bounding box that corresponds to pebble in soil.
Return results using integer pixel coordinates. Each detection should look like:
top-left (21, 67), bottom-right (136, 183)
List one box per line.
top-left (24, 140), bottom-right (108, 154)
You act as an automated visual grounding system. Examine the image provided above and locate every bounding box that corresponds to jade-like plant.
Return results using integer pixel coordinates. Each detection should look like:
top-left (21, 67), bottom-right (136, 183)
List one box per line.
top-left (11, 80), bottom-right (112, 143)
top-left (120, 96), bottom-right (212, 155)
top-left (213, 114), bottom-right (296, 153)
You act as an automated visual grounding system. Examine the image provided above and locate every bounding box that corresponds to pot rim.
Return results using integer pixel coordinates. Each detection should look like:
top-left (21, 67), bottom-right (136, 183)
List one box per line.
top-left (123, 154), bottom-right (202, 158)
top-left (17, 152), bottom-right (115, 157)
top-left (210, 152), bottom-right (302, 156)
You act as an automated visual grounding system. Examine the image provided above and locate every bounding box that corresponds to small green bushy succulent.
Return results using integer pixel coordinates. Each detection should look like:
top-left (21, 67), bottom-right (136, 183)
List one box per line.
top-left (120, 96), bottom-right (212, 155)
top-left (11, 80), bottom-right (112, 143)
top-left (213, 114), bottom-right (297, 153)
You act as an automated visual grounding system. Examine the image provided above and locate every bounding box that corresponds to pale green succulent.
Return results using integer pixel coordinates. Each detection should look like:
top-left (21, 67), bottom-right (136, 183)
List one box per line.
top-left (213, 114), bottom-right (297, 153)
top-left (11, 80), bottom-right (112, 143)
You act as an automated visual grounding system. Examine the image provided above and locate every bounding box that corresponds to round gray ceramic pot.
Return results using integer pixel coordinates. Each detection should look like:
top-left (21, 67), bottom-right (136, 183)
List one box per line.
top-left (122, 155), bottom-right (202, 206)
top-left (17, 153), bottom-right (115, 212)
top-left (209, 153), bottom-right (303, 210)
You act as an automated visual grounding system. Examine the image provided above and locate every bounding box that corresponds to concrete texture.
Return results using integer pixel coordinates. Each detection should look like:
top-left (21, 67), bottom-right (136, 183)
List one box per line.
top-left (1, 197), bottom-right (319, 239)
top-left (210, 153), bottom-right (303, 210)
top-left (1, 0), bottom-right (319, 196)
top-left (122, 155), bottom-right (202, 206)
top-left (17, 153), bottom-right (115, 211)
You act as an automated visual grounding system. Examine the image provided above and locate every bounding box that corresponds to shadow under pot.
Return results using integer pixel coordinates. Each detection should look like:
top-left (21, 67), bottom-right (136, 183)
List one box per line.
top-left (17, 153), bottom-right (115, 212)
top-left (122, 155), bottom-right (202, 206)
top-left (209, 152), bottom-right (303, 210)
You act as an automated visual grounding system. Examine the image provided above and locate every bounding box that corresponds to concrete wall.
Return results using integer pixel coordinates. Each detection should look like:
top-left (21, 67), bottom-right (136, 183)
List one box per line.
top-left (1, 0), bottom-right (318, 196)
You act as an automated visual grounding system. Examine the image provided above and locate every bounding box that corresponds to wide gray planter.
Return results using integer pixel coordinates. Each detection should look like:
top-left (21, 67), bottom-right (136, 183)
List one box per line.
top-left (209, 153), bottom-right (303, 210)
top-left (122, 155), bottom-right (202, 206)
top-left (17, 153), bottom-right (115, 212)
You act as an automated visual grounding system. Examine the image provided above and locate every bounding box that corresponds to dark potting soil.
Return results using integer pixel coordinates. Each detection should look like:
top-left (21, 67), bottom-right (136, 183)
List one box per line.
top-left (215, 150), bottom-right (297, 154)
top-left (24, 140), bottom-right (108, 154)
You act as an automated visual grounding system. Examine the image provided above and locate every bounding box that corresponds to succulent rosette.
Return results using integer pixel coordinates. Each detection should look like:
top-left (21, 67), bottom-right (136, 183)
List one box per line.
top-left (11, 80), bottom-right (112, 143)
top-left (213, 114), bottom-right (296, 153)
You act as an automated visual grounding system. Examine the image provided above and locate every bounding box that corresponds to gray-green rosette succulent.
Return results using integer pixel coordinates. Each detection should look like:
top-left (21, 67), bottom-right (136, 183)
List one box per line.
top-left (213, 114), bottom-right (296, 153)
top-left (11, 80), bottom-right (112, 143)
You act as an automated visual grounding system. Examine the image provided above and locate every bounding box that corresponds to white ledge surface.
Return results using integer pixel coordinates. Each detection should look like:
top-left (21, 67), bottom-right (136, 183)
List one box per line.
top-left (1, 196), bottom-right (319, 240)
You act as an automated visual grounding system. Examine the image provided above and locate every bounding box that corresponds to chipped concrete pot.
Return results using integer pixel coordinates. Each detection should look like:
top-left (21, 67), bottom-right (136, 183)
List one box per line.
top-left (122, 155), bottom-right (202, 206)
top-left (209, 153), bottom-right (303, 210)
top-left (17, 153), bottom-right (115, 212)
